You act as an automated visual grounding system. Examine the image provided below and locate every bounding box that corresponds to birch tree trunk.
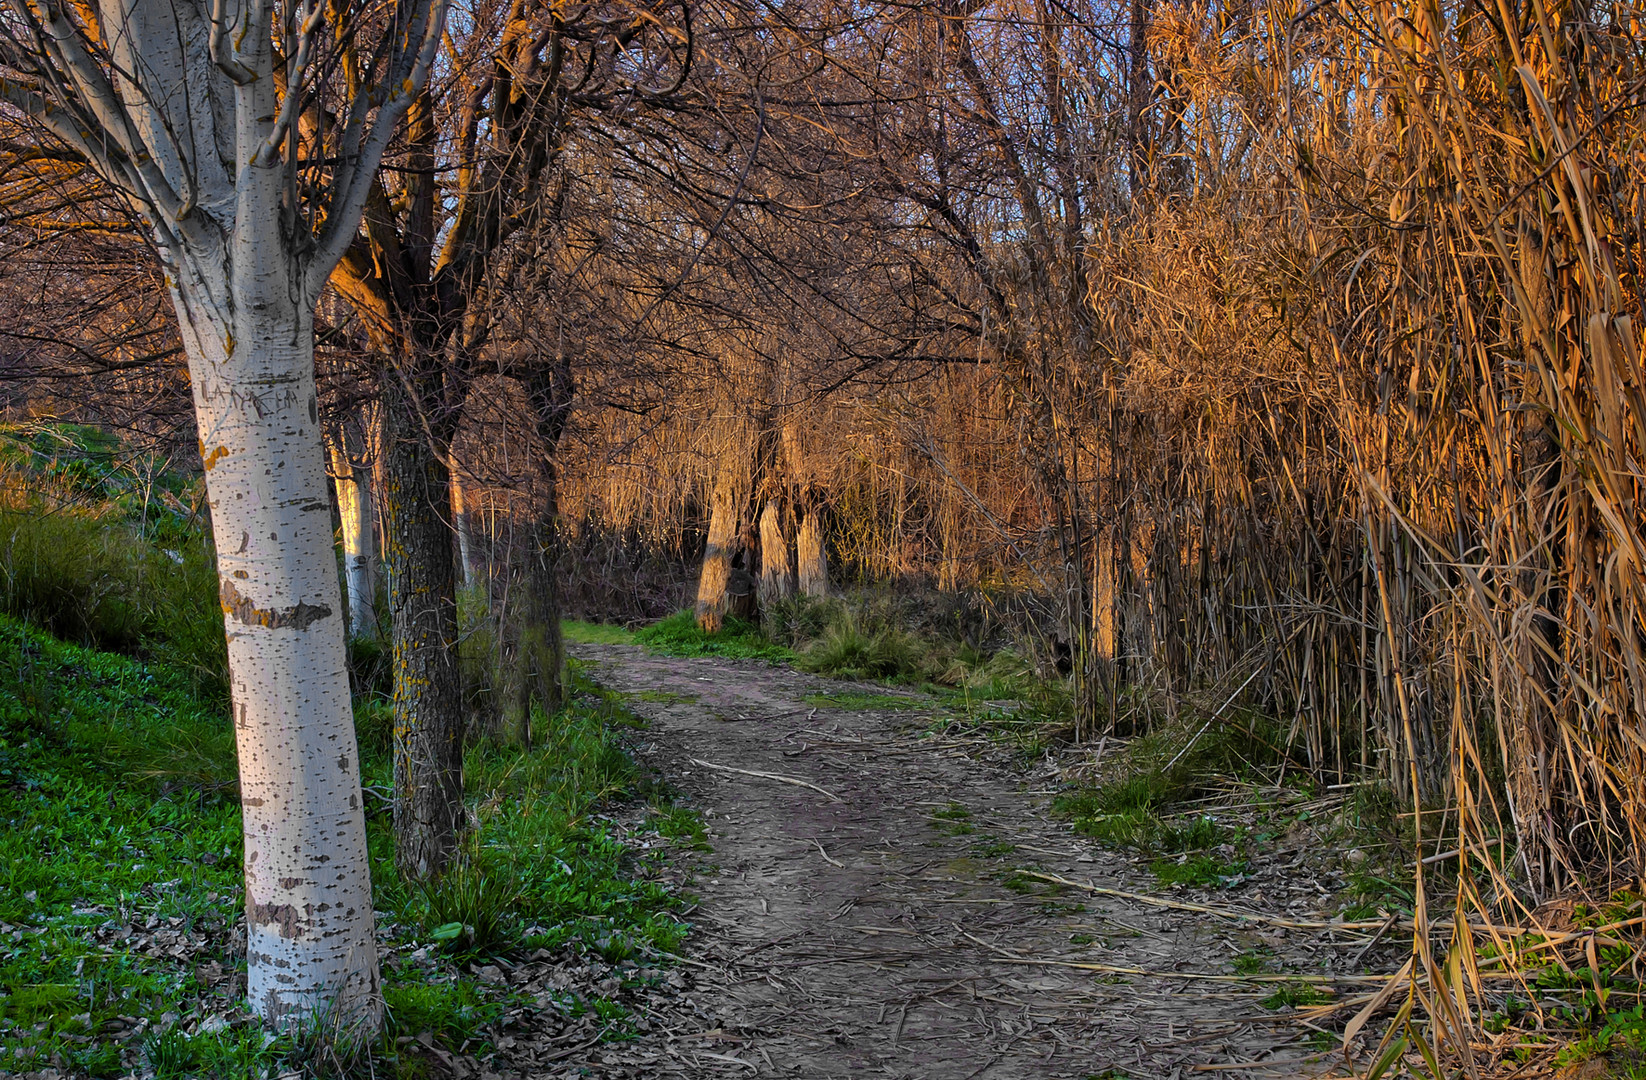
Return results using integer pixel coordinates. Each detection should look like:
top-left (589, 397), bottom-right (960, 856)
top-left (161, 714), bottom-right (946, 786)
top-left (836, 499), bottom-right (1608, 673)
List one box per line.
top-left (330, 440), bottom-right (380, 641)
top-left (177, 287), bottom-right (380, 1029)
top-left (0, 0), bottom-right (444, 1032)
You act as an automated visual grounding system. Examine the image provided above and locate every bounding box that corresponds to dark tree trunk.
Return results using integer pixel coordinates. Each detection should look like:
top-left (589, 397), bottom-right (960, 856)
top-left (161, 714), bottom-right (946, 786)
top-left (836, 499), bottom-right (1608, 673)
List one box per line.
top-left (497, 360), bottom-right (573, 739)
top-left (498, 514), bottom-right (566, 744)
top-left (377, 373), bottom-right (466, 881)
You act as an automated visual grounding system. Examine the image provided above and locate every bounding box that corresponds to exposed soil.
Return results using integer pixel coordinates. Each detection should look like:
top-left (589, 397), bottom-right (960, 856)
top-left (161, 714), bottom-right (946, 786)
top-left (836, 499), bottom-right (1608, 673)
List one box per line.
top-left (561, 644), bottom-right (1357, 1080)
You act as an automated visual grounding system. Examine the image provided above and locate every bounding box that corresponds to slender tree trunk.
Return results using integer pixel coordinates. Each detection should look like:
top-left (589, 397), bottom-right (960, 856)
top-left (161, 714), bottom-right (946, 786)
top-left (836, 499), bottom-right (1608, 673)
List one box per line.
top-left (329, 439), bottom-right (380, 641)
top-left (797, 497), bottom-right (829, 598)
top-left (175, 290), bottom-right (379, 1028)
top-left (757, 499), bottom-right (793, 608)
top-left (696, 464), bottom-right (739, 632)
top-left (376, 374), bottom-right (466, 881)
top-left (499, 514), bottom-right (565, 745)
top-left (450, 465), bottom-right (477, 589)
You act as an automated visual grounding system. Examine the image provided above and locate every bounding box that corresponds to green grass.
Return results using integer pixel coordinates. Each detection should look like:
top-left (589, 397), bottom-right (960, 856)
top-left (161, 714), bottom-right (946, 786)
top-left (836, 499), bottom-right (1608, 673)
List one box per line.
top-left (795, 609), bottom-right (928, 681)
top-left (0, 617), bottom-right (244, 1077)
top-left (803, 690), bottom-right (925, 710)
top-left (563, 620), bottom-right (637, 646)
top-left (630, 689), bottom-right (699, 705)
top-left (0, 612), bottom-right (693, 1077)
top-left (1150, 852), bottom-right (1250, 889)
top-left (0, 423), bottom-right (225, 699)
top-left (384, 977), bottom-right (512, 1044)
top-left (633, 610), bottom-right (792, 662)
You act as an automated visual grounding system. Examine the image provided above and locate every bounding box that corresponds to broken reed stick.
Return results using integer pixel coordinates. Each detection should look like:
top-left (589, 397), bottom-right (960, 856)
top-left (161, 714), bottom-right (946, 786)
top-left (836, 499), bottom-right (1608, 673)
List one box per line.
top-left (688, 758), bottom-right (842, 801)
top-left (1418, 837), bottom-right (1506, 866)
top-left (1013, 871), bottom-right (1370, 931)
top-left (1017, 871), bottom-right (1646, 946)
top-left (1189, 1056), bottom-right (1332, 1073)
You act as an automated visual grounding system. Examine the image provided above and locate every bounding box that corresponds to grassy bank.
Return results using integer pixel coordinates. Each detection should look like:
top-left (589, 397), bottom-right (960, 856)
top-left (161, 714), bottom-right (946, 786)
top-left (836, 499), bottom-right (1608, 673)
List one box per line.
top-left (0, 618), bottom-right (693, 1079)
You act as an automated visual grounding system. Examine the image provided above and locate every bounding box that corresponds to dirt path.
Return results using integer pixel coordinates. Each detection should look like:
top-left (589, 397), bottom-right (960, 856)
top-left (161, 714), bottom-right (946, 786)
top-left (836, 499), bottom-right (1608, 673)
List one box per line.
top-left (572, 644), bottom-right (1339, 1080)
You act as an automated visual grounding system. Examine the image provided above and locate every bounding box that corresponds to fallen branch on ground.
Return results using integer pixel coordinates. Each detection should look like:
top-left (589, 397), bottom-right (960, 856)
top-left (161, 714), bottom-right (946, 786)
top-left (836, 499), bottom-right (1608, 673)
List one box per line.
top-left (688, 758), bottom-right (842, 801)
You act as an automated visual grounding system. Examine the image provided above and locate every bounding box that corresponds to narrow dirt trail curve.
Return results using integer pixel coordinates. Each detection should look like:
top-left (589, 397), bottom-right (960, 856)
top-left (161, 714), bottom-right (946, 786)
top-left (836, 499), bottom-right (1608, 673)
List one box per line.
top-left (575, 644), bottom-right (1331, 1080)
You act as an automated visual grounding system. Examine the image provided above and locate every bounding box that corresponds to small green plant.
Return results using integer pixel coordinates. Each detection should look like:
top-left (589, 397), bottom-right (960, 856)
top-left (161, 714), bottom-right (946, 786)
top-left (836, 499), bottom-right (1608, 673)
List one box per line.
top-left (650, 804), bottom-right (711, 851)
top-left (1232, 948), bottom-right (1274, 975)
top-left (1151, 853), bottom-right (1248, 888)
top-left (420, 857), bottom-right (519, 958)
top-left (143, 1027), bottom-right (196, 1079)
top-left (796, 609), bottom-right (926, 681)
top-left (1261, 981), bottom-right (1332, 1010)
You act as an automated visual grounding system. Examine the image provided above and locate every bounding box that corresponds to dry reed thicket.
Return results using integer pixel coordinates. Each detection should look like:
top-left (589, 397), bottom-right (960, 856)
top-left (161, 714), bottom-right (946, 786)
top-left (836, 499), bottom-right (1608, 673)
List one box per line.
top-left (542, 0), bottom-right (1646, 1055)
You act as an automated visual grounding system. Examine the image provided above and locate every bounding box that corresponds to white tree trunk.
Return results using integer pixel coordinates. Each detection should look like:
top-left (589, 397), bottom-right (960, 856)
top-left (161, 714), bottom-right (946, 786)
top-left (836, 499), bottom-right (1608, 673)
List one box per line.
top-left (178, 286), bottom-right (381, 1030)
top-left (331, 442), bottom-right (380, 640)
top-left (450, 466), bottom-right (476, 588)
top-left (4, 0), bottom-right (438, 1033)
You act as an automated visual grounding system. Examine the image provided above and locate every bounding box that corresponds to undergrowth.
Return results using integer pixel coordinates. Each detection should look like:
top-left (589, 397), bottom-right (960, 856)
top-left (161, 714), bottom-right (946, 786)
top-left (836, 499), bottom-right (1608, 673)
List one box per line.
top-left (0, 618), bottom-right (693, 1078)
top-left (1050, 711), bottom-right (1285, 888)
top-left (0, 423), bottom-right (226, 699)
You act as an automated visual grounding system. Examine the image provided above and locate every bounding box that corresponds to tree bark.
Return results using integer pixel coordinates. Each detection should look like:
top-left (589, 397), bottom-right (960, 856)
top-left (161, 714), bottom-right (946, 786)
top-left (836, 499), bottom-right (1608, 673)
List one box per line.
top-left (377, 374), bottom-right (466, 881)
top-left (498, 514), bottom-right (564, 744)
top-left (176, 292), bottom-right (380, 1030)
